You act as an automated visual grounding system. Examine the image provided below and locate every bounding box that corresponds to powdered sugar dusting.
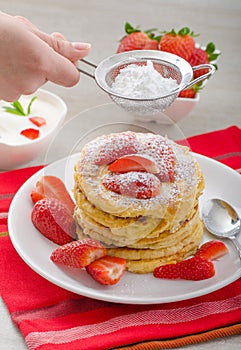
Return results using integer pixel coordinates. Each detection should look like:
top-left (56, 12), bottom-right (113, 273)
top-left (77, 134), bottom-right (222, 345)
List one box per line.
top-left (76, 132), bottom-right (201, 218)
top-left (102, 172), bottom-right (161, 199)
top-left (111, 61), bottom-right (178, 99)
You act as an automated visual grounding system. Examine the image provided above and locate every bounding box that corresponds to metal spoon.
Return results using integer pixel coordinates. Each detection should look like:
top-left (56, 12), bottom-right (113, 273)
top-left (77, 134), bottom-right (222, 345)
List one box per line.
top-left (202, 198), bottom-right (241, 259)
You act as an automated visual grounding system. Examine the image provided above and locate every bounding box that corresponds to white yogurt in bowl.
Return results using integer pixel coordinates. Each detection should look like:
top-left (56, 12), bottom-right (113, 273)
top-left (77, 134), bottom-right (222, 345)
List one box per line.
top-left (0, 89), bottom-right (67, 169)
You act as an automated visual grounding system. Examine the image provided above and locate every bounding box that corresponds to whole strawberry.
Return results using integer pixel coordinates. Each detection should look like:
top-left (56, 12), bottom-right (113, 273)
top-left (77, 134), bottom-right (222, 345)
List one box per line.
top-left (178, 83), bottom-right (201, 98)
top-left (117, 22), bottom-right (159, 53)
top-left (31, 198), bottom-right (76, 245)
top-left (188, 42), bottom-right (220, 79)
top-left (160, 27), bottom-right (197, 61)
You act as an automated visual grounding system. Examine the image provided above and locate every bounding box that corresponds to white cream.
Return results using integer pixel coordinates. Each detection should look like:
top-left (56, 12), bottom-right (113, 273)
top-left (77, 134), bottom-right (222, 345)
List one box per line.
top-left (0, 91), bottom-right (66, 145)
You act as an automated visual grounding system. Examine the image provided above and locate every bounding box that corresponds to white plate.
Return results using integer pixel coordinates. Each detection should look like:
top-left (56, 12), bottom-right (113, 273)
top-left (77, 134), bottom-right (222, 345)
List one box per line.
top-left (8, 153), bottom-right (241, 304)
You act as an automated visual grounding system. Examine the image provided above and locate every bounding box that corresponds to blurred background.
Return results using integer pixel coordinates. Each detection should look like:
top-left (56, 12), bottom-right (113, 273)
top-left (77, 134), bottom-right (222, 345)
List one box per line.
top-left (1, 0), bottom-right (240, 137)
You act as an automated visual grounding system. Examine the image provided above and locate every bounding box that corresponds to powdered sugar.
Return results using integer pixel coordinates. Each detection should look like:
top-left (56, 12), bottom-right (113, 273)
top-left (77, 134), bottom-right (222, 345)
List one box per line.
top-left (111, 61), bottom-right (178, 99)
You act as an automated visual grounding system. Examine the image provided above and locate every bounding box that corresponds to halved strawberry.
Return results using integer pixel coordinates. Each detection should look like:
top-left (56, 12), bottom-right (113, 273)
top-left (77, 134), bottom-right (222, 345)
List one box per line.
top-left (102, 172), bottom-right (161, 199)
top-left (195, 240), bottom-right (228, 261)
top-left (31, 198), bottom-right (76, 245)
top-left (94, 131), bottom-right (137, 166)
top-left (29, 116), bottom-right (46, 127)
top-left (30, 176), bottom-right (75, 215)
top-left (108, 154), bottom-right (160, 174)
top-left (154, 256), bottom-right (215, 281)
top-left (50, 238), bottom-right (107, 268)
top-left (20, 128), bottom-right (39, 140)
top-left (86, 255), bottom-right (126, 285)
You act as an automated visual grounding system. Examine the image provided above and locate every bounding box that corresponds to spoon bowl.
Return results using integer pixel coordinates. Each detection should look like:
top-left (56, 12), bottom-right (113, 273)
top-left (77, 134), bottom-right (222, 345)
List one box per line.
top-left (202, 198), bottom-right (241, 259)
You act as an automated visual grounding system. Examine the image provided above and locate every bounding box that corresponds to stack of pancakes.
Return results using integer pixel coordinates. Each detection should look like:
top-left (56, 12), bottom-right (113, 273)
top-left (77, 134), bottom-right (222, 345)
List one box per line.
top-left (73, 131), bottom-right (204, 273)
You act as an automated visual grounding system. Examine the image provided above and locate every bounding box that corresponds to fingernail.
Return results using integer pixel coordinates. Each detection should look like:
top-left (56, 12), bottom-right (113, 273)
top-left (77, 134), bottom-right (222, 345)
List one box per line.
top-left (72, 42), bottom-right (91, 50)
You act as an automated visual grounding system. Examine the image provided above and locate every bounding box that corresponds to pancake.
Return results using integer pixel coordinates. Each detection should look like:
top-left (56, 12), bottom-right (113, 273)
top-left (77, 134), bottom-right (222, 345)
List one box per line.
top-left (73, 131), bottom-right (205, 273)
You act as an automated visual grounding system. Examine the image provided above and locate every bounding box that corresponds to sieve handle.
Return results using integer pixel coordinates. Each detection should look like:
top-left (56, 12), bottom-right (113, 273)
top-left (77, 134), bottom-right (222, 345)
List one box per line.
top-left (184, 64), bottom-right (216, 89)
top-left (76, 59), bottom-right (97, 79)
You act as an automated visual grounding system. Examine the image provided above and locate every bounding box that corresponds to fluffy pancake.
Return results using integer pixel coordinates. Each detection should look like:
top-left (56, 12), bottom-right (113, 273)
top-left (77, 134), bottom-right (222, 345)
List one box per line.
top-left (75, 207), bottom-right (203, 273)
top-left (73, 131), bottom-right (205, 273)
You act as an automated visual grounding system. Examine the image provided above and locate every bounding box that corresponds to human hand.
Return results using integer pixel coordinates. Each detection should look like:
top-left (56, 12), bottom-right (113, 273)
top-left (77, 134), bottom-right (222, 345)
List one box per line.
top-left (0, 12), bottom-right (91, 101)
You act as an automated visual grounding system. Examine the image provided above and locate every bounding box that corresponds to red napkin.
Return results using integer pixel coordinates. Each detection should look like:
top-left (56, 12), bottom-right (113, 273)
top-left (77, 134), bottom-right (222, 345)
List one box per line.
top-left (1, 126), bottom-right (241, 350)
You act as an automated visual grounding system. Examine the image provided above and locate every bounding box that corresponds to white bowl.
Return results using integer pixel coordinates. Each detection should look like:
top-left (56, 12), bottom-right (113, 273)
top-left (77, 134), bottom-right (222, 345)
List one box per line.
top-left (0, 89), bottom-right (67, 169)
top-left (164, 93), bottom-right (200, 122)
top-left (133, 93), bottom-right (200, 124)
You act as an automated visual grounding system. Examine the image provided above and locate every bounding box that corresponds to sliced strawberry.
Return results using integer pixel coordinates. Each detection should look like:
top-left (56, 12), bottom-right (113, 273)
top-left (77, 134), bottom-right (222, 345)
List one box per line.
top-left (29, 116), bottom-right (46, 127)
top-left (30, 189), bottom-right (45, 204)
top-left (195, 240), bottom-right (228, 261)
top-left (94, 131), bottom-right (137, 165)
top-left (154, 256), bottom-right (215, 281)
top-left (31, 198), bottom-right (76, 245)
top-left (102, 172), bottom-right (161, 199)
top-left (20, 128), bottom-right (39, 140)
top-left (50, 238), bottom-right (107, 268)
top-left (86, 255), bottom-right (126, 285)
top-left (108, 154), bottom-right (160, 174)
top-left (30, 176), bottom-right (75, 215)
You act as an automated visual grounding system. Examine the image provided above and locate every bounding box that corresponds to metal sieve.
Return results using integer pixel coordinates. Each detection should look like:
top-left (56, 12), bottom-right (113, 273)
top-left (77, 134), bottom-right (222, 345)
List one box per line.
top-left (77, 50), bottom-right (215, 117)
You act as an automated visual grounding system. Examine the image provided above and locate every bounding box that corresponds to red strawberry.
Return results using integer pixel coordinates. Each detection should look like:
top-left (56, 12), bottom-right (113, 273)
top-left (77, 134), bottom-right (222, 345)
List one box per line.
top-left (188, 47), bottom-right (209, 78)
top-left (31, 198), bottom-right (76, 245)
top-left (188, 42), bottom-right (220, 79)
top-left (154, 256), bottom-right (215, 281)
top-left (195, 240), bottom-right (228, 261)
top-left (50, 239), bottom-right (107, 268)
top-left (102, 172), bottom-right (161, 199)
top-left (117, 22), bottom-right (159, 53)
top-left (178, 83), bottom-right (201, 99)
top-left (86, 255), bottom-right (126, 285)
top-left (30, 176), bottom-right (75, 215)
top-left (95, 131), bottom-right (137, 166)
top-left (160, 27), bottom-right (196, 61)
top-left (20, 128), bottom-right (39, 140)
top-left (178, 87), bottom-right (197, 99)
top-left (29, 116), bottom-right (46, 127)
top-left (108, 154), bottom-right (160, 174)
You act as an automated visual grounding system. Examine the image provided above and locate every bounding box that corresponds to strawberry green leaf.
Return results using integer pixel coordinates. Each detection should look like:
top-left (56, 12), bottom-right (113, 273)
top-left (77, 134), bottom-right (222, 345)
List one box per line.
top-left (27, 96), bottom-right (37, 115)
top-left (12, 101), bottom-right (26, 115)
top-left (2, 106), bottom-right (24, 115)
top-left (178, 27), bottom-right (191, 36)
top-left (208, 53), bottom-right (221, 62)
top-left (2, 96), bottom-right (37, 117)
top-left (206, 42), bottom-right (216, 54)
top-left (125, 22), bottom-right (141, 34)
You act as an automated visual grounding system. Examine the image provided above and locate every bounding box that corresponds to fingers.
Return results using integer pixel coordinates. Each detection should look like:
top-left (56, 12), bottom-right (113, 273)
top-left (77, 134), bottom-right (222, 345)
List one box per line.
top-left (13, 15), bottom-right (91, 88)
top-left (15, 15), bottom-right (91, 64)
top-left (44, 32), bottom-right (91, 62)
top-left (44, 49), bottom-right (81, 87)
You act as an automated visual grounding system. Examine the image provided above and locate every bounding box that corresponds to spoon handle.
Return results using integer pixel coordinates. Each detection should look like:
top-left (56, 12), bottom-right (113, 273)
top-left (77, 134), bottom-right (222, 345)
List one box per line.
top-left (230, 237), bottom-right (241, 259)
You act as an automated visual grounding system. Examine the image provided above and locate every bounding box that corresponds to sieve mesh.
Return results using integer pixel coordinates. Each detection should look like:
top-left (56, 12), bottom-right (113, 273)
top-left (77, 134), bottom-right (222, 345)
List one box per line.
top-left (79, 50), bottom-right (216, 117)
top-left (104, 58), bottom-right (182, 116)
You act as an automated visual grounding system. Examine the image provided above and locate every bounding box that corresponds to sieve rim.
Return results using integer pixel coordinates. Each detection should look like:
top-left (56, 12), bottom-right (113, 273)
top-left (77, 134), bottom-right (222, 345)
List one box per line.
top-left (94, 50), bottom-right (193, 101)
